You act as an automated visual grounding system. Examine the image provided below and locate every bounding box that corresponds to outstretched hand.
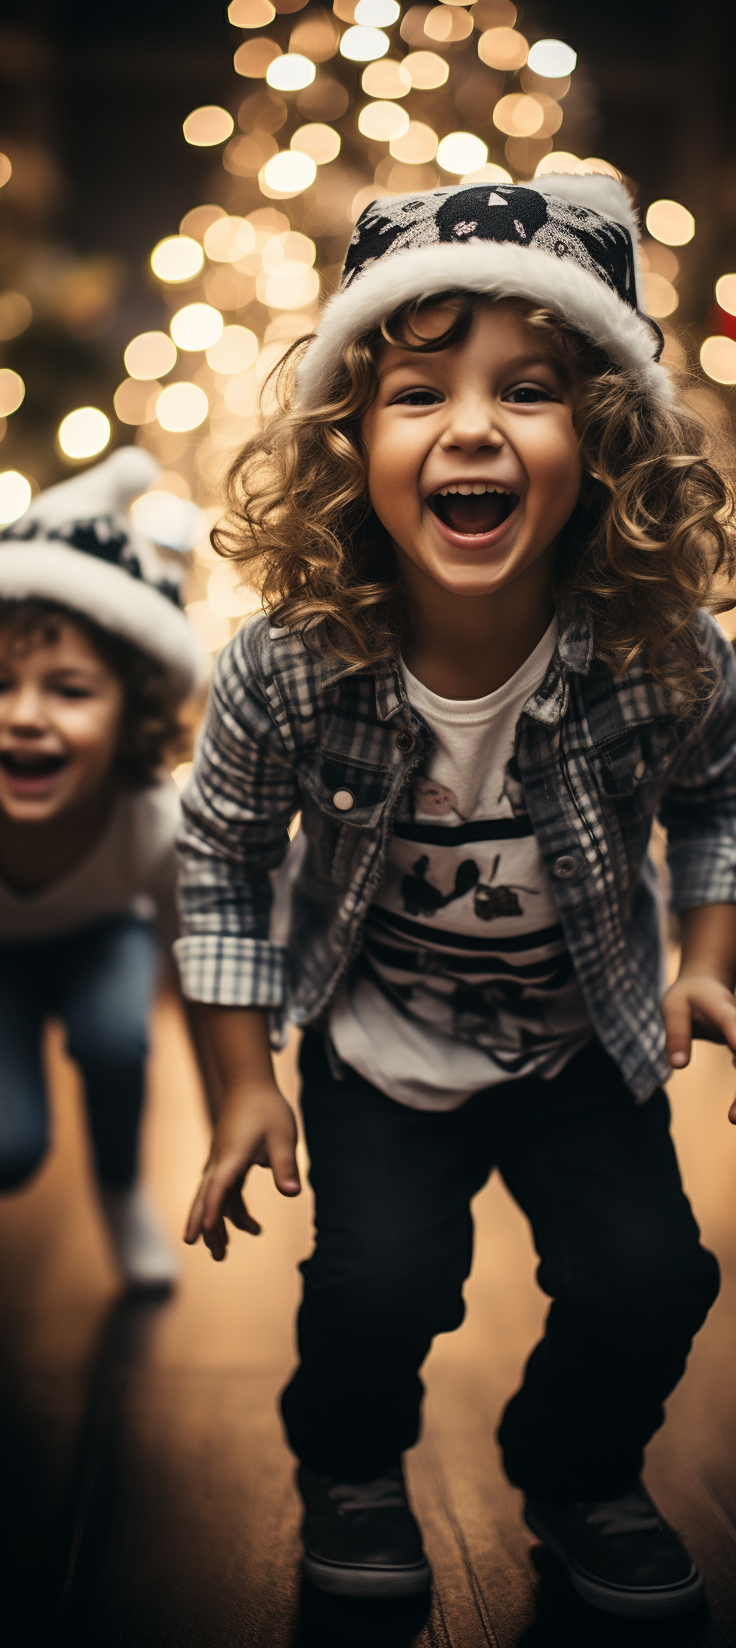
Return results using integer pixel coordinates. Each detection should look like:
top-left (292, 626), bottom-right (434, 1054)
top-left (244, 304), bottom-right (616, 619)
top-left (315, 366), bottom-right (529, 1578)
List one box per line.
top-left (184, 1080), bottom-right (301, 1260)
top-left (661, 974), bottom-right (736, 1124)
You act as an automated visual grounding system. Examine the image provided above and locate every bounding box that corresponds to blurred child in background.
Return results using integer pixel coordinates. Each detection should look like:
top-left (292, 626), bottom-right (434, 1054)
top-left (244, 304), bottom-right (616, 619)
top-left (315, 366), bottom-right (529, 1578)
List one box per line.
top-left (0, 448), bottom-right (203, 1291)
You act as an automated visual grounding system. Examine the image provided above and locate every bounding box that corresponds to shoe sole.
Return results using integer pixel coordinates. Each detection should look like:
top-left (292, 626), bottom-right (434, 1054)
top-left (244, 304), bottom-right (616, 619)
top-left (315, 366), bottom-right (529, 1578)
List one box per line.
top-left (525, 1508), bottom-right (706, 1619)
top-left (303, 1554), bottom-right (432, 1599)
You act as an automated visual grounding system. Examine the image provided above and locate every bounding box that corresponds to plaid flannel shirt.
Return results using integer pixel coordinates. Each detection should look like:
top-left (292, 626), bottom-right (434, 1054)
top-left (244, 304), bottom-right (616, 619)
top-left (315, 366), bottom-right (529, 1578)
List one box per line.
top-left (175, 606), bottom-right (736, 1100)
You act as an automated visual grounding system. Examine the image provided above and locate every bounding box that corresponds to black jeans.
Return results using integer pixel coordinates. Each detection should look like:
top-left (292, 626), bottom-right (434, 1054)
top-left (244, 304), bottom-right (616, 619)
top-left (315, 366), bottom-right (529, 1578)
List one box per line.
top-left (281, 1032), bottom-right (719, 1502)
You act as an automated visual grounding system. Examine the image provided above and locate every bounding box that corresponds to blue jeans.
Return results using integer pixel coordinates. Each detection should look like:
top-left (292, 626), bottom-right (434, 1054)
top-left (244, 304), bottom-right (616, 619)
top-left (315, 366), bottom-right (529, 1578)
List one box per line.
top-left (0, 915), bottom-right (159, 1192)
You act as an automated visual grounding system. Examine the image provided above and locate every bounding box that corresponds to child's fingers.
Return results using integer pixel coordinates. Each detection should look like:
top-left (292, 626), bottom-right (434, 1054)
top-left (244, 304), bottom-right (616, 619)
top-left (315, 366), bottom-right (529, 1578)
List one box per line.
top-left (728, 1093), bottom-right (736, 1125)
top-left (662, 993), bottom-right (692, 1068)
top-left (222, 1185), bottom-right (261, 1235)
top-left (203, 1215), bottom-right (229, 1261)
top-left (184, 1185), bottom-right (209, 1245)
top-left (706, 996), bottom-right (736, 1054)
top-left (267, 1125), bottom-right (301, 1197)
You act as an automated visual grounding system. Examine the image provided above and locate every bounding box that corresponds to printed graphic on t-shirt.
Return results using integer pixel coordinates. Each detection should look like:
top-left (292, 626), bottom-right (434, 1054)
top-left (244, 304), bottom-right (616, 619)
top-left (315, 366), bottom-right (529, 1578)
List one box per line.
top-left (356, 759), bottom-right (584, 1077)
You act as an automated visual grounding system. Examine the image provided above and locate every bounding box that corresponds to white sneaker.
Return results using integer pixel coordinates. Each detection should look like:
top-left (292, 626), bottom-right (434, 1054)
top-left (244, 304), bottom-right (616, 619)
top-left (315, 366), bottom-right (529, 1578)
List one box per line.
top-left (99, 1184), bottom-right (179, 1293)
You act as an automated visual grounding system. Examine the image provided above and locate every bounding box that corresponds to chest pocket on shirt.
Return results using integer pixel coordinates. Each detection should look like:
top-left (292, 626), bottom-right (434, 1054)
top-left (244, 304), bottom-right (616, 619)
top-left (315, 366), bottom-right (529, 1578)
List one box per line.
top-left (591, 717), bottom-right (682, 798)
top-left (300, 750), bottom-right (393, 884)
top-left (316, 752), bottom-right (393, 821)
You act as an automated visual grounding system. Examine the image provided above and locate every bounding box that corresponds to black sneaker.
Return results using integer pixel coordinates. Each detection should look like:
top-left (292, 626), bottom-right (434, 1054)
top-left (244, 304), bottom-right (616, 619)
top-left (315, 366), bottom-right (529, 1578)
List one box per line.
top-left (525, 1482), bottom-right (705, 1618)
top-left (298, 1462), bottom-right (432, 1599)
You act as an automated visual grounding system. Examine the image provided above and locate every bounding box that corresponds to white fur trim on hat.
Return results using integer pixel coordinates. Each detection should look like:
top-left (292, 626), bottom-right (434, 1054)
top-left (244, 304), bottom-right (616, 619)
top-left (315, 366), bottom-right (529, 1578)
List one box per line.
top-left (0, 543), bottom-right (203, 700)
top-left (297, 175), bottom-right (672, 409)
top-left (0, 448), bottom-right (205, 699)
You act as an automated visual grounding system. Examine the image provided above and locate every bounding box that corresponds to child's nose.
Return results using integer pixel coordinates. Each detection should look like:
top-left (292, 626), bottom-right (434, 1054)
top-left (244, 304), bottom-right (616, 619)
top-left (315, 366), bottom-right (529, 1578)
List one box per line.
top-left (8, 685), bottom-right (48, 729)
top-left (440, 395), bottom-right (503, 451)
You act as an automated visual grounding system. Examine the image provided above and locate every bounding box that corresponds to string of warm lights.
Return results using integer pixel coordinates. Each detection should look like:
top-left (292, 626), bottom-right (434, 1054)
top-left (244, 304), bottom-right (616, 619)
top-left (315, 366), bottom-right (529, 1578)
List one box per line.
top-left (0, 3), bottom-right (728, 620)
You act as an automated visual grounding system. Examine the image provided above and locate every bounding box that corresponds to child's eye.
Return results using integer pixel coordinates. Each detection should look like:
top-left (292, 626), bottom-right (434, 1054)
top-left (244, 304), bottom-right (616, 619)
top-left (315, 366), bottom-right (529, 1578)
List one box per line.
top-left (504, 383), bottom-right (555, 404)
top-left (53, 683), bottom-right (95, 699)
top-left (392, 388), bottom-right (443, 407)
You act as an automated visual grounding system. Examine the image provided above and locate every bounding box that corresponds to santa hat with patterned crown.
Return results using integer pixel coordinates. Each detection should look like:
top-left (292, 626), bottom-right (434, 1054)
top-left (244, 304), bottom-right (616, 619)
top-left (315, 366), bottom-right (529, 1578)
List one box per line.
top-left (0, 447), bottom-right (204, 701)
top-left (297, 172), bottom-right (671, 409)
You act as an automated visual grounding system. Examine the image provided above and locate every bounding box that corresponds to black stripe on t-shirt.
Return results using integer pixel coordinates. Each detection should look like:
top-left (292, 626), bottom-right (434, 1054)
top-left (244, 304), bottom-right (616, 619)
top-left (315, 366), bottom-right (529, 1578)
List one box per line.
top-left (363, 934), bottom-right (573, 982)
top-left (393, 816), bottom-right (534, 845)
top-left (367, 905), bottom-right (565, 954)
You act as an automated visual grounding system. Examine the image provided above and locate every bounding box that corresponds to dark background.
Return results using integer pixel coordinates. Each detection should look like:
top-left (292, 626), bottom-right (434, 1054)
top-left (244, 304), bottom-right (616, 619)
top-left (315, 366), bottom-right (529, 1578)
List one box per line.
top-left (1, 0), bottom-right (735, 480)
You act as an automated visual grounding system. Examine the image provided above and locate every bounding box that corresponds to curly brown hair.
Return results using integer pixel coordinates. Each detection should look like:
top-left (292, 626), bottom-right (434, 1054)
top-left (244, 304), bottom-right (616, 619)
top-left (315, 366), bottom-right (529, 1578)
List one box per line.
top-left (214, 292), bottom-right (736, 711)
top-left (0, 598), bottom-right (183, 787)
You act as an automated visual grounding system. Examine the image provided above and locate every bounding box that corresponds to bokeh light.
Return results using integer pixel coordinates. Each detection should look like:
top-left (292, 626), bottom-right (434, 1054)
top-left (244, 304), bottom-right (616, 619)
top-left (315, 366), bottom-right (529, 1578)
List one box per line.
top-left (535, 151), bottom-right (579, 174)
top-left (183, 106), bottom-right (235, 147)
top-left (354, 0), bottom-right (400, 22)
top-left (645, 199), bottom-right (695, 246)
top-left (0, 471), bottom-right (32, 525)
top-left (359, 100), bottom-right (409, 140)
top-left (261, 150), bottom-right (317, 194)
top-left (477, 27), bottom-right (528, 71)
top-left (390, 121), bottom-right (438, 164)
top-left (340, 26), bottom-right (390, 61)
top-left (156, 382), bottom-right (209, 431)
top-left (150, 235), bottom-right (204, 282)
top-left (493, 94), bottom-right (544, 136)
top-left (170, 303), bottom-right (224, 351)
top-left (700, 335), bottom-right (736, 384)
top-left (425, 5), bottom-right (473, 43)
top-left (641, 272), bottom-right (678, 318)
top-left (0, 292), bottom-right (32, 341)
top-left (206, 325), bottom-right (259, 374)
top-left (228, 0), bottom-right (275, 24)
top-left (180, 204), bottom-right (226, 242)
top-left (361, 58), bottom-right (411, 96)
top-left (266, 54), bottom-right (316, 91)
top-left (401, 50), bottom-right (449, 88)
top-left (207, 564), bottom-right (262, 617)
top-left (113, 379), bottom-right (161, 424)
top-left (715, 275), bottom-right (736, 316)
top-left (257, 261), bottom-right (320, 308)
top-left (234, 38), bottom-right (282, 77)
top-left (461, 162), bottom-right (512, 184)
top-left (526, 39), bottom-right (577, 77)
top-left (0, 155), bottom-right (12, 189)
top-left (291, 122), bottom-right (341, 163)
top-left (204, 215), bottom-right (257, 262)
top-left (0, 370), bottom-right (25, 417)
top-left (185, 599), bottom-right (231, 652)
top-left (123, 331), bottom-right (177, 380)
top-left (58, 407), bottom-right (111, 460)
top-left (262, 230), bottom-right (316, 270)
top-left (437, 131), bottom-right (488, 174)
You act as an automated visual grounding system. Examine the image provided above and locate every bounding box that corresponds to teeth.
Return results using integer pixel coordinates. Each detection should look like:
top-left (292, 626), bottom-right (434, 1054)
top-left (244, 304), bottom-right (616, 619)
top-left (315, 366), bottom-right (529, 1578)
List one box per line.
top-left (436, 484), bottom-right (511, 497)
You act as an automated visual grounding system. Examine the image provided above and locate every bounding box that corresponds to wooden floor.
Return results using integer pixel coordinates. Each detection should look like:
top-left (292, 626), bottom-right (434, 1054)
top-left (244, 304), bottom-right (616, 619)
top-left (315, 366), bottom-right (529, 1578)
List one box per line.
top-left (2, 998), bottom-right (736, 1647)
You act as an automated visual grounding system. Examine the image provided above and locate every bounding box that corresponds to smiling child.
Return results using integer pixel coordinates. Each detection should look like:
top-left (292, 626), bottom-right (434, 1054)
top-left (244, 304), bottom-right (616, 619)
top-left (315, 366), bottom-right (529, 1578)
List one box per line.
top-left (0, 448), bottom-right (202, 1290)
top-left (176, 178), bottom-right (736, 1617)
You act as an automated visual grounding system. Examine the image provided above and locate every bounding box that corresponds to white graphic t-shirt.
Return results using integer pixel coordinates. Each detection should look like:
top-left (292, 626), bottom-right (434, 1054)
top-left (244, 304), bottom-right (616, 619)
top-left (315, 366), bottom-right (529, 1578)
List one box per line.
top-left (329, 619), bottom-right (592, 1109)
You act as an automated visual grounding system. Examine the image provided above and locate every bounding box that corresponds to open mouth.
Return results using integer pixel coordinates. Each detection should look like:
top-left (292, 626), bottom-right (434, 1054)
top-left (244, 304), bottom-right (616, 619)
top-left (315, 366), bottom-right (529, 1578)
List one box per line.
top-left (0, 751), bottom-right (68, 780)
top-left (427, 484), bottom-right (519, 537)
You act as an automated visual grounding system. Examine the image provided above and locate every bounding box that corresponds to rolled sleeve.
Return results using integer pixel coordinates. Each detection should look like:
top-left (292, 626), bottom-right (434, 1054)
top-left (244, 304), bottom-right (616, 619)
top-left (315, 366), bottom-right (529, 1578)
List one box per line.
top-left (172, 934), bottom-right (287, 1007)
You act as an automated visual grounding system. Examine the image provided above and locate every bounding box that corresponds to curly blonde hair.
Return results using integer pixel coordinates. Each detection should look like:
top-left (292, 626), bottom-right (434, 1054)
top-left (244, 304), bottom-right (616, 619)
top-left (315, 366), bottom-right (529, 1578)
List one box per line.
top-left (214, 293), bottom-right (736, 711)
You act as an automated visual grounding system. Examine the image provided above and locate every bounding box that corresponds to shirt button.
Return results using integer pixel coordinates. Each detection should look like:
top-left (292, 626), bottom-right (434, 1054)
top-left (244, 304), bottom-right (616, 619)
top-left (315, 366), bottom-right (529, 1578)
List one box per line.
top-left (395, 730), bottom-right (415, 753)
top-left (332, 789), bottom-right (355, 811)
top-left (553, 852), bottom-right (582, 881)
top-left (634, 759), bottom-right (646, 781)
